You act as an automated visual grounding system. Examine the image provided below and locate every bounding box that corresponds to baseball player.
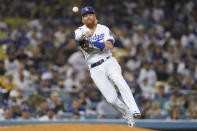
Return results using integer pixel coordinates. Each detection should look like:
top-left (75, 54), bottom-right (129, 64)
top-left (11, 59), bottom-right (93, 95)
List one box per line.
top-left (74, 6), bottom-right (141, 127)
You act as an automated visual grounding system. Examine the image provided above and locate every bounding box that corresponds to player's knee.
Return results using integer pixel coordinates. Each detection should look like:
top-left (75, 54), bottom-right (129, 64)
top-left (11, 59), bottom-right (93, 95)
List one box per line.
top-left (110, 75), bottom-right (122, 82)
top-left (106, 97), bottom-right (117, 105)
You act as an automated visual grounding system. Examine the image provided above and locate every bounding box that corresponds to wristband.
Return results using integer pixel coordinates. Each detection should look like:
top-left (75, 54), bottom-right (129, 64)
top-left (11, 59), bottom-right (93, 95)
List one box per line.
top-left (107, 39), bottom-right (114, 46)
top-left (91, 41), bottom-right (105, 49)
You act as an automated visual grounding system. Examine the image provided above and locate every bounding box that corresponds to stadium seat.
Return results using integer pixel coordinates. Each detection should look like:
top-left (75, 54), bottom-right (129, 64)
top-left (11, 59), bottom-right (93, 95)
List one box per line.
top-left (150, 114), bottom-right (168, 119)
top-left (60, 113), bottom-right (73, 119)
top-left (62, 97), bottom-right (73, 109)
top-left (90, 102), bottom-right (99, 110)
top-left (103, 114), bottom-right (117, 119)
top-left (84, 114), bottom-right (98, 119)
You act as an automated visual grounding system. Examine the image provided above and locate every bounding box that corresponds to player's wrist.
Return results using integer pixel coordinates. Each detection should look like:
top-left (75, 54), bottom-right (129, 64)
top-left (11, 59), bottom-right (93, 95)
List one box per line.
top-left (91, 41), bottom-right (105, 50)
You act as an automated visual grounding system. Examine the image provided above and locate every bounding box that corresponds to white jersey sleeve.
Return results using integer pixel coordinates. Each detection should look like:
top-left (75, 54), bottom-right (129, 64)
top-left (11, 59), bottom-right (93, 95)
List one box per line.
top-left (74, 26), bottom-right (90, 41)
top-left (74, 28), bottom-right (84, 41)
top-left (103, 26), bottom-right (115, 43)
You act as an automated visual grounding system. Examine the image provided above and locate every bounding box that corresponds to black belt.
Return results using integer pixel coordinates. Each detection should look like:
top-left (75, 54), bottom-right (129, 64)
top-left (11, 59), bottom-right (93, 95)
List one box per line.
top-left (90, 56), bottom-right (110, 68)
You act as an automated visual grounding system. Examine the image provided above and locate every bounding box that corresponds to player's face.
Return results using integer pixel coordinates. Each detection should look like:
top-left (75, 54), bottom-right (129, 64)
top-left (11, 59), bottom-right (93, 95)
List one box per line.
top-left (82, 13), bottom-right (96, 25)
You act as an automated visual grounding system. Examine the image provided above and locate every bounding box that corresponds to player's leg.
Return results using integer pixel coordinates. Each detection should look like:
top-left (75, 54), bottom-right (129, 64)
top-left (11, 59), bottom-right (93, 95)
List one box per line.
top-left (90, 63), bottom-right (135, 127)
top-left (106, 57), bottom-right (141, 116)
top-left (89, 65), bottom-right (128, 116)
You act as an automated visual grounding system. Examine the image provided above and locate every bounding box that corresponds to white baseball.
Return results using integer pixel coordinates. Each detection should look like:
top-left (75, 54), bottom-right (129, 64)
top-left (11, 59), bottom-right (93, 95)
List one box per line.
top-left (72, 6), bottom-right (79, 12)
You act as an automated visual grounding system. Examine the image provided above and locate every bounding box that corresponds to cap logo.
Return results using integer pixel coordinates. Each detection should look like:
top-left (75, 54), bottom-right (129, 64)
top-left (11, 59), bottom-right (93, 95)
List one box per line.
top-left (81, 6), bottom-right (95, 16)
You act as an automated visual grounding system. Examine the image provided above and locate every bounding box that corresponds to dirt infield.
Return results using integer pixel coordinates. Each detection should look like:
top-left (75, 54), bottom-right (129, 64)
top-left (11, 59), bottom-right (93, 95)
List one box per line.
top-left (0, 124), bottom-right (156, 131)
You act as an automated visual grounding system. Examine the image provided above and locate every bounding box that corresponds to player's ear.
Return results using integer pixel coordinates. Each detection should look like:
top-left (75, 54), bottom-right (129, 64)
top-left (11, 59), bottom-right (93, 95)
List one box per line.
top-left (95, 18), bottom-right (98, 24)
top-left (82, 17), bottom-right (85, 24)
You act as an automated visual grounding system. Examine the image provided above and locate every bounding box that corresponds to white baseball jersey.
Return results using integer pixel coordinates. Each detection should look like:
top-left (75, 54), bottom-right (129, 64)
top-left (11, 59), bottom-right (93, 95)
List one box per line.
top-left (74, 24), bottom-right (114, 65)
top-left (74, 23), bottom-right (140, 122)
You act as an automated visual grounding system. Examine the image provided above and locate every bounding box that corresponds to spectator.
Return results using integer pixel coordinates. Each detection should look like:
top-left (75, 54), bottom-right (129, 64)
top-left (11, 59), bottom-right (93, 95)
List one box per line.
top-left (96, 97), bottom-right (118, 116)
top-left (155, 61), bottom-right (169, 81)
top-left (0, 101), bottom-right (8, 119)
top-left (64, 72), bottom-right (81, 92)
top-left (138, 61), bottom-right (157, 86)
top-left (1, 72), bottom-right (18, 93)
top-left (146, 101), bottom-right (162, 118)
top-left (47, 91), bottom-right (65, 114)
top-left (190, 108), bottom-right (197, 120)
top-left (177, 58), bottom-right (191, 76)
top-left (139, 99), bottom-right (151, 119)
top-left (67, 99), bottom-right (86, 114)
top-left (186, 99), bottom-right (197, 119)
top-left (72, 111), bottom-right (81, 120)
top-left (163, 94), bottom-right (177, 113)
top-left (67, 51), bottom-right (87, 81)
top-left (154, 85), bottom-right (169, 99)
top-left (14, 64), bottom-right (32, 91)
top-left (0, 60), bottom-right (6, 82)
top-left (132, 25), bottom-right (150, 48)
top-left (35, 98), bottom-right (48, 117)
top-left (12, 104), bottom-right (21, 119)
top-left (177, 94), bottom-right (186, 111)
top-left (54, 26), bottom-right (67, 48)
top-left (169, 106), bottom-right (181, 120)
top-left (77, 90), bottom-right (89, 107)
top-left (8, 90), bottom-right (20, 107)
top-left (39, 108), bottom-right (57, 121)
top-left (87, 89), bottom-right (102, 104)
top-left (3, 109), bottom-right (13, 120)
top-left (18, 107), bottom-right (33, 120)
top-left (4, 53), bottom-right (19, 72)
top-left (26, 27), bottom-right (42, 47)
top-left (139, 78), bottom-right (155, 99)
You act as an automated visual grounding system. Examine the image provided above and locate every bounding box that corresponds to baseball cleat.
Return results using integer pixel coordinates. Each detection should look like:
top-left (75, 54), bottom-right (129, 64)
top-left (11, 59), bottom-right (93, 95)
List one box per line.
top-left (127, 121), bottom-right (134, 127)
top-left (124, 116), bottom-right (135, 127)
top-left (123, 108), bottom-right (135, 127)
top-left (133, 112), bottom-right (141, 119)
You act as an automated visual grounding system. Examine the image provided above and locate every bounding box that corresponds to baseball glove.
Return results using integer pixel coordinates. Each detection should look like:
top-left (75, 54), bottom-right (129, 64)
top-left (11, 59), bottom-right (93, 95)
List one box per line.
top-left (79, 39), bottom-right (90, 52)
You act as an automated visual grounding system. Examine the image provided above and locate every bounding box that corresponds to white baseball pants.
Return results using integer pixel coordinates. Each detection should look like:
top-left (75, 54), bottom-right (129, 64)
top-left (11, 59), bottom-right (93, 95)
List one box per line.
top-left (89, 57), bottom-right (140, 115)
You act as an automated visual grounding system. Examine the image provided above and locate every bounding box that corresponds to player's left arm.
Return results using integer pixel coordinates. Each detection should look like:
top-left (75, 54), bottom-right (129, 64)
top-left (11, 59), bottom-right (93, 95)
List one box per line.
top-left (90, 39), bottom-right (114, 50)
top-left (104, 39), bottom-right (114, 49)
top-left (91, 26), bottom-right (115, 50)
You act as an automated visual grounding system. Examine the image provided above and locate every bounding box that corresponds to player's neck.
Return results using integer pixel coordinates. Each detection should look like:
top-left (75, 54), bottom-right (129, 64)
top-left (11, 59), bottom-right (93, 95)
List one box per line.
top-left (86, 23), bottom-right (96, 29)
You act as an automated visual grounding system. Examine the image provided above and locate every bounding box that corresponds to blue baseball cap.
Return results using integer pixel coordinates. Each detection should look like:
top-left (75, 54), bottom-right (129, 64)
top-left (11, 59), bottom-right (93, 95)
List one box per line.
top-left (81, 6), bottom-right (95, 16)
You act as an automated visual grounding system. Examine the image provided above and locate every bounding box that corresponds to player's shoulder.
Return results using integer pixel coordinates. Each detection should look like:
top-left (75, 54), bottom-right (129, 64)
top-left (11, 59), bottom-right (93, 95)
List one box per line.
top-left (75, 25), bottom-right (86, 32)
top-left (97, 24), bottom-right (109, 30)
top-left (78, 25), bottom-right (86, 29)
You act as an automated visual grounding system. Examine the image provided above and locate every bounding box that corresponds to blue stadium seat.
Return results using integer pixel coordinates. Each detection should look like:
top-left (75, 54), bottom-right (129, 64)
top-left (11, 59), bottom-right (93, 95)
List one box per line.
top-left (62, 97), bottom-right (73, 109)
top-left (103, 114), bottom-right (117, 119)
top-left (84, 114), bottom-right (98, 119)
top-left (179, 114), bottom-right (188, 119)
top-left (150, 114), bottom-right (168, 119)
top-left (90, 102), bottom-right (99, 110)
top-left (158, 98), bottom-right (168, 109)
top-left (60, 113), bottom-right (73, 119)
top-left (152, 98), bottom-right (168, 109)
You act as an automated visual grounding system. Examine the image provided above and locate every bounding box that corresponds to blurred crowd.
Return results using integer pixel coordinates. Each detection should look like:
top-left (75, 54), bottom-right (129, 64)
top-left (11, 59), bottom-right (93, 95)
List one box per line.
top-left (0, 0), bottom-right (197, 121)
